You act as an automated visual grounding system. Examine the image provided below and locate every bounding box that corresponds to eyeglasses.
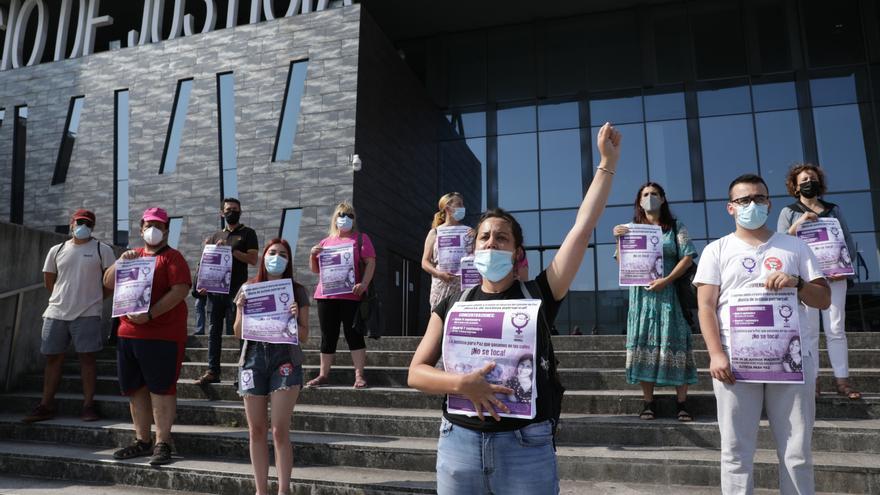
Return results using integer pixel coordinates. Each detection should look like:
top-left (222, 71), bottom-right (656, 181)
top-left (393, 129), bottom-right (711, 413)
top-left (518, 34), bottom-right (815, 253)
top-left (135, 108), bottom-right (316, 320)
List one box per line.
top-left (729, 195), bottom-right (770, 207)
top-left (338, 212), bottom-right (354, 219)
top-left (75, 219), bottom-right (94, 227)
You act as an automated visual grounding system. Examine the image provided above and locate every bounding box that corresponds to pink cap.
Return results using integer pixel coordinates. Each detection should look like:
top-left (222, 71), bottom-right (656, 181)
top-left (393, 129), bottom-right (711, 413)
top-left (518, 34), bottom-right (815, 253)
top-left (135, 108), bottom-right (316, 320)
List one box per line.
top-left (142, 207), bottom-right (169, 224)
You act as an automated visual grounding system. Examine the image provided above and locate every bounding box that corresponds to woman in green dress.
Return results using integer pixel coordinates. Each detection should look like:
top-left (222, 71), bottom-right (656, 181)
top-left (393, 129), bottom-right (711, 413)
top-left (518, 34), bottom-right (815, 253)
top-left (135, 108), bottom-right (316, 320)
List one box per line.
top-left (613, 182), bottom-right (698, 421)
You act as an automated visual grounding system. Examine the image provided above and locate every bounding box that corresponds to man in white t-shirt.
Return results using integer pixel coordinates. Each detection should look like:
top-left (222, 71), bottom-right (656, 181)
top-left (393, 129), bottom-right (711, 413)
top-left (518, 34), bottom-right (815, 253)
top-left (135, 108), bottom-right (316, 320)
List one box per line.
top-left (23, 209), bottom-right (115, 424)
top-left (693, 174), bottom-right (830, 495)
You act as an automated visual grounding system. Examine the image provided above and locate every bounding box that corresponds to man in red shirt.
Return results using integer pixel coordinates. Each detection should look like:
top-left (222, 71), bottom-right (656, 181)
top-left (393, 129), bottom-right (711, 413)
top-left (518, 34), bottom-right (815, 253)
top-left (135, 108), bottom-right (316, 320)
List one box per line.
top-left (102, 207), bottom-right (191, 466)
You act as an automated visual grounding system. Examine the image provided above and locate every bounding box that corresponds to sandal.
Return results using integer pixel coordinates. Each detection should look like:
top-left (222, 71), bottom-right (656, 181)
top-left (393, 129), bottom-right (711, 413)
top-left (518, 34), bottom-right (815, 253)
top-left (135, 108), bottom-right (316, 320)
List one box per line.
top-left (676, 401), bottom-right (693, 422)
top-left (836, 380), bottom-right (862, 401)
top-left (305, 375), bottom-right (329, 388)
top-left (353, 373), bottom-right (368, 389)
top-left (639, 401), bottom-right (655, 420)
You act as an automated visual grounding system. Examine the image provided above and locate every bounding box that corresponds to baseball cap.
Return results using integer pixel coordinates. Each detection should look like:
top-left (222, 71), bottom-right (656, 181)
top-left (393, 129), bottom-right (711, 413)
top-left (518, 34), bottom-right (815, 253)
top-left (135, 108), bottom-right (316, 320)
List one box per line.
top-left (71, 209), bottom-right (96, 224)
top-left (142, 207), bottom-right (169, 224)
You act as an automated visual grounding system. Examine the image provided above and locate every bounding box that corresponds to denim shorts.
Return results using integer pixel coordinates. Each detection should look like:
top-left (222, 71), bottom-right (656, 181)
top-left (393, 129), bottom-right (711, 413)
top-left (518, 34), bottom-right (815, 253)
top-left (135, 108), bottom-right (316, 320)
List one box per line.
top-left (41, 316), bottom-right (103, 354)
top-left (436, 418), bottom-right (559, 495)
top-left (238, 341), bottom-right (303, 396)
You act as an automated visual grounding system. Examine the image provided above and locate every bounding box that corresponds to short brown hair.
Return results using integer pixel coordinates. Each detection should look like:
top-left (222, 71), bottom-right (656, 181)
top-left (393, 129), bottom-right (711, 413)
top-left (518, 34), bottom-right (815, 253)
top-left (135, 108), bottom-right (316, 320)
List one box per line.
top-left (785, 163), bottom-right (827, 198)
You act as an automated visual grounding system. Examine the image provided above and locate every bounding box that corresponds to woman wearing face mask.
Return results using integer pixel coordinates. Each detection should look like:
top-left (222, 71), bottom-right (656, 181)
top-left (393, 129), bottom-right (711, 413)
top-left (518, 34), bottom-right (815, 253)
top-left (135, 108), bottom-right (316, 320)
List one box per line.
top-left (777, 163), bottom-right (860, 400)
top-left (408, 123), bottom-right (622, 495)
top-left (612, 183), bottom-right (698, 422)
top-left (422, 192), bottom-right (475, 308)
top-left (233, 239), bottom-right (309, 495)
top-left (307, 202), bottom-right (376, 389)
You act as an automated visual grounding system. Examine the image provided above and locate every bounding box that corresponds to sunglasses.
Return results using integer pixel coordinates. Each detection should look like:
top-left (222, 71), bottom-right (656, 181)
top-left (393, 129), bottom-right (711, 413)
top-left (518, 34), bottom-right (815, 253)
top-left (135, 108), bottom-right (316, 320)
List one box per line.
top-left (337, 212), bottom-right (354, 219)
top-left (729, 195), bottom-right (770, 207)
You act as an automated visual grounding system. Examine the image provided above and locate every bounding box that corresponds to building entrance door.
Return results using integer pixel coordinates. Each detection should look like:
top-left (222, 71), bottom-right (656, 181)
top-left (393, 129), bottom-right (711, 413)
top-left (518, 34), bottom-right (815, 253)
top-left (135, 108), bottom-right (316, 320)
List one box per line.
top-left (387, 251), bottom-right (421, 336)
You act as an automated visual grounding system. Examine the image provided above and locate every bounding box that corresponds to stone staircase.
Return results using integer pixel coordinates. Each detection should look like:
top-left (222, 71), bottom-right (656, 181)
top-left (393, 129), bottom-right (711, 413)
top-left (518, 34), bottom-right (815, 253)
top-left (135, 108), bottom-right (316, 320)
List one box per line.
top-left (0, 334), bottom-right (878, 493)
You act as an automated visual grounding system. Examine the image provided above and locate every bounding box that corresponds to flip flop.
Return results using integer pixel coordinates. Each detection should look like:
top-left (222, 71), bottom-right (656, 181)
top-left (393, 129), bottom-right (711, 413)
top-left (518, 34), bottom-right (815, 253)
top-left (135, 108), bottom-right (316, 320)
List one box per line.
top-left (353, 375), bottom-right (368, 389)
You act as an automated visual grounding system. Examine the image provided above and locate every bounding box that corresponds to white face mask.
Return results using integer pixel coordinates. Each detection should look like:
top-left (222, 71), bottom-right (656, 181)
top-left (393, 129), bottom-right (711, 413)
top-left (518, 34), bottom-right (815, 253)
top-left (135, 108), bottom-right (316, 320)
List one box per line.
top-left (143, 226), bottom-right (164, 246)
top-left (336, 216), bottom-right (353, 232)
top-left (452, 207), bottom-right (466, 221)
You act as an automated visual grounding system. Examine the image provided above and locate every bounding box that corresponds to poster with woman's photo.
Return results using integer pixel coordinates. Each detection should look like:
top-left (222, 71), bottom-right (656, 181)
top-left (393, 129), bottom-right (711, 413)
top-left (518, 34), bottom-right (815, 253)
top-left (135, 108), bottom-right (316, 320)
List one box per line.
top-left (618, 224), bottom-right (664, 286)
top-left (442, 299), bottom-right (541, 419)
top-left (459, 255), bottom-right (482, 291)
top-left (437, 225), bottom-right (471, 274)
top-left (319, 244), bottom-right (355, 296)
top-left (111, 258), bottom-right (157, 317)
top-left (729, 284), bottom-right (803, 384)
top-left (241, 279), bottom-right (298, 344)
top-left (196, 245), bottom-right (234, 294)
top-left (795, 218), bottom-right (855, 277)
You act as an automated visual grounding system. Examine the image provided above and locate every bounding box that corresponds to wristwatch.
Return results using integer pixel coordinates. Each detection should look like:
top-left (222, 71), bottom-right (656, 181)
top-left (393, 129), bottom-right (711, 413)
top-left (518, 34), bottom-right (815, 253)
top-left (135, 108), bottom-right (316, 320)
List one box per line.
top-left (795, 275), bottom-right (804, 290)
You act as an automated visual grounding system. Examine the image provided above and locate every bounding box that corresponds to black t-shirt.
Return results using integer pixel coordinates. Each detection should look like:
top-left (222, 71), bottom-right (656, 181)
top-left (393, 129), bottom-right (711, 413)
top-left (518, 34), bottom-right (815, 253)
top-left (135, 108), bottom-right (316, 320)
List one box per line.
top-left (207, 224), bottom-right (259, 296)
top-left (432, 270), bottom-right (563, 432)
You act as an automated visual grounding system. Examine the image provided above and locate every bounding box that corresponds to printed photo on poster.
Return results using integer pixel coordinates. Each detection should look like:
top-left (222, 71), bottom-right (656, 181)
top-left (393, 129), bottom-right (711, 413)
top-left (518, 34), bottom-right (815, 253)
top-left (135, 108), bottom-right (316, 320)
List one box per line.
top-left (112, 257), bottom-right (157, 318)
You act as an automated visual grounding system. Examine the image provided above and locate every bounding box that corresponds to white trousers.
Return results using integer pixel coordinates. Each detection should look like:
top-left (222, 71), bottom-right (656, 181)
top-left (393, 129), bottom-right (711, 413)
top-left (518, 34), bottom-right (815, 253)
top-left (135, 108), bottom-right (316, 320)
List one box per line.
top-left (804, 278), bottom-right (849, 378)
top-left (713, 354), bottom-right (816, 495)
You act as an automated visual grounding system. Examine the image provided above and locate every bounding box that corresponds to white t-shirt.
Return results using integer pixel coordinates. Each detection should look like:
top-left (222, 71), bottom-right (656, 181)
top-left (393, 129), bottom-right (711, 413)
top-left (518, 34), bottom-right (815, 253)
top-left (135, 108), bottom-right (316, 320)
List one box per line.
top-left (42, 239), bottom-right (116, 321)
top-left (693, 232), bottom-right (825, 357)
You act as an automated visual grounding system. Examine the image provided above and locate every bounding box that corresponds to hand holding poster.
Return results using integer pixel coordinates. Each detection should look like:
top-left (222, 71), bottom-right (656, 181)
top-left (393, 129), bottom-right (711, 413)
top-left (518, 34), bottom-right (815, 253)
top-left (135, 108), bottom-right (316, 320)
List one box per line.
top-left (241, 279), bottom-right (298, 344)
top-left (618, 224), bottom-right (664, 286)
top-left (319, 244), bottom-right (355, 296)
top-left (459, 255), bottom-right (482, 291)
top-left (112, 258), bottom-right (157, 318)
top-left (196, 245), bottom-right (234, 294)
top-left (795, 218), bottom-right (854, 277)
top-left (729, 284), bottom-right (803, 383)
top-left (442, 299), bottom-right (541, 420)
top-left (436, 225), bottom-right (471, 274)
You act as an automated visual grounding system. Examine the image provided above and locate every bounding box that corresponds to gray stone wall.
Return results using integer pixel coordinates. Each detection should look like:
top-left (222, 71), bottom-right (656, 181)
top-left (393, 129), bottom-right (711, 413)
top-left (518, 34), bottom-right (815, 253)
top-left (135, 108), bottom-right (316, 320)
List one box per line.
top-left (0, 5), bottom-right (362, 304)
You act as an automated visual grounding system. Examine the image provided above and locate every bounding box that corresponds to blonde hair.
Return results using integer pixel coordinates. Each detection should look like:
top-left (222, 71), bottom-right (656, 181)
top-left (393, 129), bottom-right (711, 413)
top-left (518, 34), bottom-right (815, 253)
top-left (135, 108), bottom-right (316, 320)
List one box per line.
top-left (328, 201), bottom-right (357, 237)
top-left (432, 192), bottom-right (464, 229)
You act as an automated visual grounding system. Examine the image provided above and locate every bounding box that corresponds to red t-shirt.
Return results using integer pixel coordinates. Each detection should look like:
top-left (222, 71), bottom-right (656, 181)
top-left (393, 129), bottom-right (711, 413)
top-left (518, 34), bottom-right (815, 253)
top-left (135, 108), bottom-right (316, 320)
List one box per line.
top-left (118, 246), bottom-right (192, 343)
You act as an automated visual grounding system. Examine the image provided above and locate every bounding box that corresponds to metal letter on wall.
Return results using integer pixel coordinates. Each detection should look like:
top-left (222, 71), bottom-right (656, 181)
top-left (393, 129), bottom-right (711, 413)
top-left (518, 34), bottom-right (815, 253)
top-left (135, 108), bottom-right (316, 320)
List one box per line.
top-left (11, 0), bottom-right (49, 68)
top-left (82, 0), bottom-right (112, 56)
top-left (1, 1), bottom-right (20, 71)
top-left (127, 0), bottom-right (153, 47)
top-left (184, 0), bottom-right (217, 36)
top-left (54, 0), bottom-right (87, 61)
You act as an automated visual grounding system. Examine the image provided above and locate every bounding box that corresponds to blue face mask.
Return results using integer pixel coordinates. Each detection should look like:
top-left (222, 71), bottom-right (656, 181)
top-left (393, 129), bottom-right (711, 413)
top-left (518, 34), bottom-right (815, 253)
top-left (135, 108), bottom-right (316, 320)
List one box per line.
top-left (264, 254), bottom-right (288, 275)
top-left (73, 225), bottom-right (92, 240)
top-left (452, 207), bottom-right (466, 221)
top-left (336, 216), bottom-right (353, 232)
top-left (473, 249), bottom-right (514, 283)
top-left (735, 202), bottom-right (769, 230)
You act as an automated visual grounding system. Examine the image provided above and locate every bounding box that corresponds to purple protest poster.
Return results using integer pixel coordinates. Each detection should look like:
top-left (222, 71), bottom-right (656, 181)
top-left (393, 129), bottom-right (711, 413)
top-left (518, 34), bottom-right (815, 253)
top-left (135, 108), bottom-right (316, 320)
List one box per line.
top-left (111, 257), bottom-right (157, 318)
top-left (796, 218), bottom-right (854, 277)
top-left (459, 255), bottom-right (482, 291)
top-left (436, 225), bottom-right (471, 274)
top-left (241, 279), bottom-right (298, 344)
top-left (618, 224), bottom-right (664, 286)
top-left (196, 245), bottom-right (233, 294)
top-left (319, 244), bottom-right (355, 296)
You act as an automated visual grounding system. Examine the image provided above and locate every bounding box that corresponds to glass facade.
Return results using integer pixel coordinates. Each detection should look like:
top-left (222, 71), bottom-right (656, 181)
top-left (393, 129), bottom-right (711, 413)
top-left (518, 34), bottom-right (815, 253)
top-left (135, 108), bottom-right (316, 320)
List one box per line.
top-left (216, 72), bottom-right (238, 200)
top-left (114, 89), bottom-right (130, 246)
top-left (273, 60), bottom-right (309, 162)
top-left (160, 78), bottom-right (194, 174)
top-left (404, 0), bottom-right (880, 333)
top-left (52, 95), bottom-right (85, 185)
top-left (10, 105), bottom-right (27, 225)
top-left (279, 208), bottom-right (303, 261)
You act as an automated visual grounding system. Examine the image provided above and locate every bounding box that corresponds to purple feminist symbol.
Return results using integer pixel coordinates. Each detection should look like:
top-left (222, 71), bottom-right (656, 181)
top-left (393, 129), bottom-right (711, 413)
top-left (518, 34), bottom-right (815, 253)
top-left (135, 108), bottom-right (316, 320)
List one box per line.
top-left (779, 304), bottom-right (793, 323)
top-left (649, 236), bottom-right (659, 246)
top-left (830, 226), bottom-right (840, 239)
top-left (279, 292), bottom-right (290, 304)
top-left (741, 257), bottom-right (757, 273)
top-left (141, 267), bottom-right (151, 276)
top-left (223, 254), bottom-right (231, 263)
top-left (343, 252), bottom-right (351, 261)
top-left (511, 313), bottom-right (530, 335)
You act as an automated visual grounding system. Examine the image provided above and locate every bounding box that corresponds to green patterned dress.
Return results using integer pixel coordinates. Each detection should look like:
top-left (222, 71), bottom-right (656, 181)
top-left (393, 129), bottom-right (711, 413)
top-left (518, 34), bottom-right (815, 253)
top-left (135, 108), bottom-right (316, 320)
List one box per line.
top-left (625, 220), bottom-right (698, 387)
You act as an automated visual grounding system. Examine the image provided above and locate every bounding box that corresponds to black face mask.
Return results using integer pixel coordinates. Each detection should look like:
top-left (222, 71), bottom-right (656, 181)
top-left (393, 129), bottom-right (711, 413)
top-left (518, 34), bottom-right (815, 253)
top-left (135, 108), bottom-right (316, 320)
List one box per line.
top-left (799, 180), bottom-right (820, 199)
top-left (224, 211), bottom-right (241, 225)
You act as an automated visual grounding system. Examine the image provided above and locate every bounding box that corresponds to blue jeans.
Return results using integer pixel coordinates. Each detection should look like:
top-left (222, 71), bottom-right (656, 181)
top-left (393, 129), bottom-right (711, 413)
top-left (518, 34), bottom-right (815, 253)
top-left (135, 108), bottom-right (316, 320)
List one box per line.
top-left (436, 418), bottom-right (559, 495)
top-left (194, 297), bottom-right (206, 335)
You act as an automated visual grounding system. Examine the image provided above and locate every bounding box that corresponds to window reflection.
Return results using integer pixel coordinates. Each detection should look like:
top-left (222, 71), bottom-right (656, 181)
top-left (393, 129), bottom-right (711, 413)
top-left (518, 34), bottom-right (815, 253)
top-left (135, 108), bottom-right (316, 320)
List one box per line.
top-left (752, 81), bottom-right (797, 112)
top-left (449, 109), bottom-right (486, 137)
top-left (525, 249), bottom-right (541, 277)
top-left (0, 108), bottom-right (4, 126)
top-left (823, 193), bottom-right (876, 232)
top-left (646, 119), bottom-right (691, 202)
top-left (115, 90), bottom-right (130, 246)
top-left (700, 114), bottom-right (758, 199)
top-left (497, 105), bottom-right (536, 135)
top-left (217, 72), bottom-right (238, 199)
top-left (595, 205), bottom-right (634, 245)
top-left (52, 96), bottom-right (85, 185)
top-left (160, 79), bottom-right (193, 174)
top-left (498, 134), bottom-right (538, 210)
top-left (464, 138), bottom-right (487, 211)
top-left (540, 210), bottom-right (576, 246)
top-left (512, 211), bottom-right (540, 247)
top-left (596, 244), bottom-right (623, 291)
top-left (813, 104), bottom-right (869, 192)
top-left (273, 60), bottom-right (309, 162)
top-left (538, 101), bottom-right (579, 131)
top-left (706, 200), bottom-right (733, 239)
top-left (589, 95), bottom-right (642, 126)
top-left (852, 233), bottom-right (880, 283)
top-left (280, 208), bottom-right (303, 260)
top-left (697, 84), bottom-right (751, 117)
top-left (644, 91), bottom-right (685, 121)
top-left (592, 122), bottom-right (647, 206)
top-left (810, 73), bottom-right (860, 106)
top-left (168, 217), bottom-right (183, 249)
top-left (755, 110), bottom-right (803, 197)
top-left (539, 130), bottom-right (583, 209)
top-left (669, 202), bottom-right (707, 240)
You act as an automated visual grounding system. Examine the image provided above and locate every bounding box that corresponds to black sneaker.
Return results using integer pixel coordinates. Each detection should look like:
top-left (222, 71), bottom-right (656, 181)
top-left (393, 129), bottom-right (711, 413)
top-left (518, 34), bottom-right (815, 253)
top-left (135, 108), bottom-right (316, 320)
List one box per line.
top-left (149, 442), bottom-right (173, 466)
top-left (113, 439), bottom-right (153, 460)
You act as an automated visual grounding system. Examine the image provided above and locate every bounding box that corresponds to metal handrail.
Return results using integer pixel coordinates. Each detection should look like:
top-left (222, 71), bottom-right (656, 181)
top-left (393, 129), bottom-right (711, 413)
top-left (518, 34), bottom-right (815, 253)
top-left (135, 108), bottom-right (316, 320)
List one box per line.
top-left (0, 283), bottom-right (44, 301)
top-left (2, 283), bottom-right (45, 392)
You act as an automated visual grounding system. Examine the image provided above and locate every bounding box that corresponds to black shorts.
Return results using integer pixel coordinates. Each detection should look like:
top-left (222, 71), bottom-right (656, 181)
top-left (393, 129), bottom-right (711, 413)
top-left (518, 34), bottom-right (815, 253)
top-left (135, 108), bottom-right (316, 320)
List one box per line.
top-left (117, 337), bottom-right (184, 395)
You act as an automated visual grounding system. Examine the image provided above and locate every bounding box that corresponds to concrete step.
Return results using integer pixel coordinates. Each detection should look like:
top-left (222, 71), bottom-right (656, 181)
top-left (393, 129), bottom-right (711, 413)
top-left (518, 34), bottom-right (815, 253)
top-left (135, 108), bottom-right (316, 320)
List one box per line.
top-left (4, 395), bottom-right (880, 455)
top-left (183, 333), bottom-right (880, 352)
top-left (0, 475), bottom-right (213, 495)
top-left (0, 421), bottom-right (876, 493)
top-left (16, 375), bottom-right (880, 419)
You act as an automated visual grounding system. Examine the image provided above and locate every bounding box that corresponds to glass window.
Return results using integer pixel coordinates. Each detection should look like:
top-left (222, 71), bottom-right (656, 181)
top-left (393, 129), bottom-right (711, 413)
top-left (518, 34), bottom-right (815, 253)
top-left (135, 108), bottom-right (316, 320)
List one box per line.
top-left (10, 105), bottom-right (27, 224)
top-left (524, 249), bottom-right (541, 279)
top-left (279, 208), bottom-right (303, 258)
top-left (752, 80), bottom-right (797, 112)
top-left (465, 137), bottom-right (488, 212)
top-left (168, 218), bottom-right (183, 249)
top-left (488, 25), bottom-right (536, 102)
top-left (497, 105), bottom-right (536, 135)
top-left (52, 96), bottom-right (85, 185)
top-left (699, 114), bottom-right (758, 199)
top-left (691, 1), bottom-right (747, 79)
top-left (160, 78), bottom-right (193, 174)
top-left (448, 109), bottom-right (487, 138)
top-left (803, 0), bottom-right (866, 68)
top-left (644, 91), bottom-right (685, 121)
top-left (447, 32), bottom-right (487, 106)
top-left (540, 210), bottom-right (576, 247)
top-left (597, 243), bottom-right (623, 291)
top-left (809, 73), bottom-right (860, 107)
top-left (539, 130), bottom-right (583, 209)
top-left (0, 108), bottom-right (4, 126)
top-left (592, 122), bottom-right (647, 206)
top-left (595, 205), bottom-right (633, 245)
top-left (273, 60), bottom-right (309, 162)
top-left (217, 72), bottom-right (238, 199)
top-left (512, 211), bottom-right (540, 247)
top-left (697, 83), bottom-right (751, 117)
top-left (646, 120), bottom-right (692, 202)
top-left (669, 202), bottom-right (707, 240)
top-left (823, 193), bottom-right (875, 233)
top-left (589, 95), bottom-right (643, 126)
top-left (813, 104), bottom-right (870, 193)
top-left (706, 200), bottom-right (734, 239)
top-left (755, 110), bottom-right (803, 197)
top-left (115, 90), bottom-right (130, 246)
top-left (852, 233), bottom-right (880, 283)
top-left (538, 101), bottom-right (579, 131)
top-left (650, 5), bottom-right (689, 84)
top-left (498, 133), bottom-right (538, 210)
